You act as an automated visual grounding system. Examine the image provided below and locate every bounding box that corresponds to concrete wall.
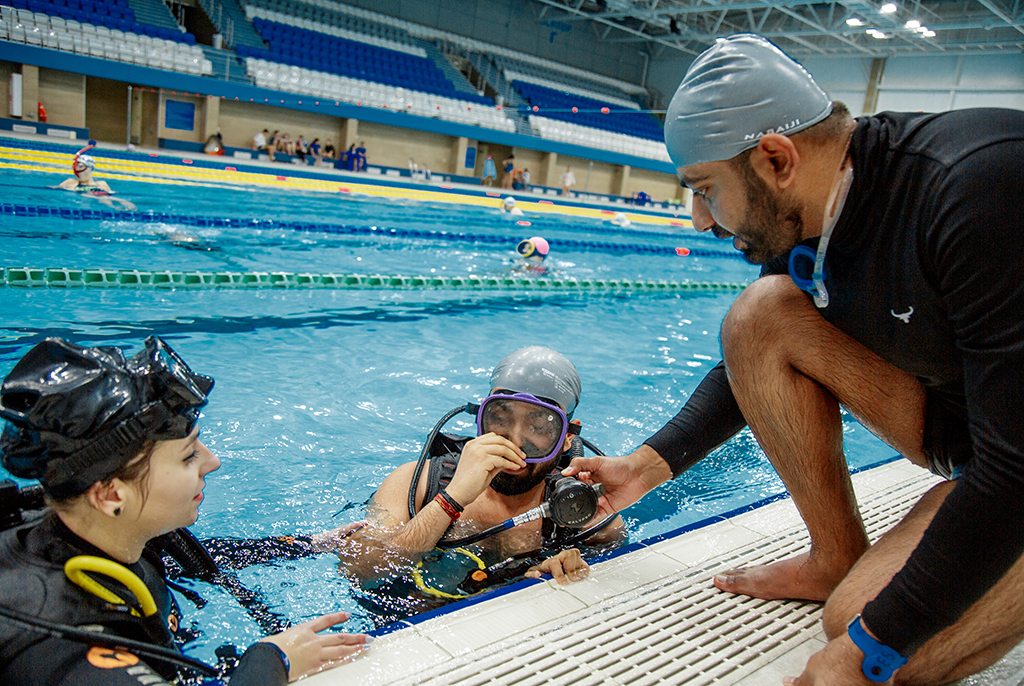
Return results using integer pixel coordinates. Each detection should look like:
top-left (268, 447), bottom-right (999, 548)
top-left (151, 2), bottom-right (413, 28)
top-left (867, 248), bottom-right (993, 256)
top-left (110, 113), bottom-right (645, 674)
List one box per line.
top-left (218, 98), bottom-right (345, 150)
top-left (0, 61), bottom-right (15, 118)
top-left (84, 76), bottom-right (129, 143)
top-left (39, 68), bottom-right (86, 128)
top-left (356, 118), bottom-right (454, 172)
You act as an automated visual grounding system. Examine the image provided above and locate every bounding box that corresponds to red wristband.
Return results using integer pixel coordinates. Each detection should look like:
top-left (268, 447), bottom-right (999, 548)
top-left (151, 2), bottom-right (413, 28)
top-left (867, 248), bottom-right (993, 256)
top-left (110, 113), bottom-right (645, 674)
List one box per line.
top-left (434, 492), bottom-right (461, 521)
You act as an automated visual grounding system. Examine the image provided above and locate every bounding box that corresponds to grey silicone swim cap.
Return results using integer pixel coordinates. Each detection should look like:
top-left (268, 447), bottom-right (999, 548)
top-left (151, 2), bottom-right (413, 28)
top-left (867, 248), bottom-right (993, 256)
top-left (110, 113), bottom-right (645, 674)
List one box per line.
top-left (664, 34), bottom-right (832, 170)
top-left (489, 346), bottom-right (581, 416)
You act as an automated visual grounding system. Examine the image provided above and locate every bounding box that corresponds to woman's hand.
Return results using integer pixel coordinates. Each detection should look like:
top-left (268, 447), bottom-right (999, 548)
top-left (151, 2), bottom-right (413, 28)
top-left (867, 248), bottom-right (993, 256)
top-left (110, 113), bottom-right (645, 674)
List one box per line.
top-left (261, 611), bottom-right (371, 681)
top-left (445, 433), bottom-right (527, 506)
top-left (524, 548), bottom-right (590, 585)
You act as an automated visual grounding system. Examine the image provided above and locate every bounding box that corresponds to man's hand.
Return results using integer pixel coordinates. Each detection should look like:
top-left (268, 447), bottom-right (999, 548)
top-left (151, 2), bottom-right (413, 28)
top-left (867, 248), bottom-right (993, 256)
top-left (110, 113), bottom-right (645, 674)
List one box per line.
top-left (784, 632), bottom-right (890, 686)
top-left (561, 445), bottom-right (672, 512)
top-left (261, 611), bottom-right (371, 681)
top-left (445, 433), bottom-right (527, 506)
top-left (524, 548), bottom-right (590, 585)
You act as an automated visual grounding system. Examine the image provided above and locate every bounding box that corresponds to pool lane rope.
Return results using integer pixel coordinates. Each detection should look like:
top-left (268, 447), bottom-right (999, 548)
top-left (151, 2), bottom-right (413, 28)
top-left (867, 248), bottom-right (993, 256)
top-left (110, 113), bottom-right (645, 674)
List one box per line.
top-left (0, 202), bottom-right (741, 260)
top-left (1, 267), bottom-right (748, 294)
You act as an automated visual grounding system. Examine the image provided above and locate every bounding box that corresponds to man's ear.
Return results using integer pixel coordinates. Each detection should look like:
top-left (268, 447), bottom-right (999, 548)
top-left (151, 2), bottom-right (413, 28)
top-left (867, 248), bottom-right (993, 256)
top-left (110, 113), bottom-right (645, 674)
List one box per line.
top-left (86, 479), bottom-right (130, 518)
top-left (751, 133), bottom-right (801, 190)
top-left (563, 419), bottom-right (581, 452)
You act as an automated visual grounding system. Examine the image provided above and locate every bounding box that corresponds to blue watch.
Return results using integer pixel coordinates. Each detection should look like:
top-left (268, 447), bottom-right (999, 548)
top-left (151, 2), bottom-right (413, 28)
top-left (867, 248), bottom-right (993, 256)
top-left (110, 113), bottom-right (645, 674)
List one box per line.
top-left (847, 615), bottom-right (907, 683)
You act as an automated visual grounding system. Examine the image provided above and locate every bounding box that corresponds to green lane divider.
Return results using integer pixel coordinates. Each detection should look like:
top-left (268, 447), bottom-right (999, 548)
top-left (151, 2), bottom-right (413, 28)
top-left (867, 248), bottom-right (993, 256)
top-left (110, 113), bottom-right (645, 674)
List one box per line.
top-left (1, 267), bottom-right (748, 294)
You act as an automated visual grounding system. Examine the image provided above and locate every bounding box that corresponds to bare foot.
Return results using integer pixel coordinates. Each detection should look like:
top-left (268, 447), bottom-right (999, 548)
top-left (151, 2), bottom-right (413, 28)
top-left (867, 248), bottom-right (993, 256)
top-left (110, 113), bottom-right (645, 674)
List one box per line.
top-left (713, 551), bottom-right (855, 602)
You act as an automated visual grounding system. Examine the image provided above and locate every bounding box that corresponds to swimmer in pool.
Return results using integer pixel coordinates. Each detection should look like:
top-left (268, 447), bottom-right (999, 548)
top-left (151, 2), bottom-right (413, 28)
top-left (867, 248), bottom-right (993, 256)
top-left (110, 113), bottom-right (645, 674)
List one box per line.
top-left (317, 347), bottom-right (623, 618)
top-left (58, 151), bottom-right (136, 211)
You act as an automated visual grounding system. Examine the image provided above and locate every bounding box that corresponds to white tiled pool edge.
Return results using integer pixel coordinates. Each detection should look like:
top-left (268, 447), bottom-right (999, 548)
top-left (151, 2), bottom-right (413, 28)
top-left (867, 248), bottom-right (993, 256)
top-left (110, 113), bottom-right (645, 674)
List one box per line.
top-left (307, 462), bottom-right (1023, 685)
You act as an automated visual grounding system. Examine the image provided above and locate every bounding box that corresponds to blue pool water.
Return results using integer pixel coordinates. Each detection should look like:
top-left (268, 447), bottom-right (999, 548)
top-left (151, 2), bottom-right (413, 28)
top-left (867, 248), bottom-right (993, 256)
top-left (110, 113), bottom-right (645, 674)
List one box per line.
top-left (0, 164), bottom-right (895, 660)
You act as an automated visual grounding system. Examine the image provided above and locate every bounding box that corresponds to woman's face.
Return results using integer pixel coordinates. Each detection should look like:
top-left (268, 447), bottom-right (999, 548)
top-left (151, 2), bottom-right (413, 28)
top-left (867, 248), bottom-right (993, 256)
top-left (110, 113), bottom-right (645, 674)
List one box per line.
top-left (135, 428), bottom-right (220, 535)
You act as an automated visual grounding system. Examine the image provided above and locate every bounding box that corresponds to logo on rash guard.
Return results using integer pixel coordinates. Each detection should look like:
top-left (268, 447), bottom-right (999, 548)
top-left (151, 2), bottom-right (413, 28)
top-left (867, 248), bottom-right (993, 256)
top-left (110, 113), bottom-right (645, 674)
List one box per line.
top-left (891, 306), bottom-right (914, 324)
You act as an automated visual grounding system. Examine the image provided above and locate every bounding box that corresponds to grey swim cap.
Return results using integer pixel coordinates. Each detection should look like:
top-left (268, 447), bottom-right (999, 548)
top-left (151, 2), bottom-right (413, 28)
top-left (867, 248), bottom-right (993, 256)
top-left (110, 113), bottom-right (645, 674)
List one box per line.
top-left (664, 34), bottom-right (832, 170)
top-left (489, 346), bottom-right (581, 416)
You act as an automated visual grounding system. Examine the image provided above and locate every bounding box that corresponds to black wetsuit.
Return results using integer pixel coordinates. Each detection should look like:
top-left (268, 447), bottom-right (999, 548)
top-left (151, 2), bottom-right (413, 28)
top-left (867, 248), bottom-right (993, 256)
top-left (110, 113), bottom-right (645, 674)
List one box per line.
top-left (646, 108), bottom-right (1024, 656)
top-left (0, 513), bottom-right (288, 686)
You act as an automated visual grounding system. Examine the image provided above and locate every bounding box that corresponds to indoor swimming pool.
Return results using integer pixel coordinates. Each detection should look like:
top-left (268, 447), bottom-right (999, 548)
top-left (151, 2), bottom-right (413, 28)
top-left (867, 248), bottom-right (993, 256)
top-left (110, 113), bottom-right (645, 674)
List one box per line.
top-left (0, 156), bottom-right (897, 665)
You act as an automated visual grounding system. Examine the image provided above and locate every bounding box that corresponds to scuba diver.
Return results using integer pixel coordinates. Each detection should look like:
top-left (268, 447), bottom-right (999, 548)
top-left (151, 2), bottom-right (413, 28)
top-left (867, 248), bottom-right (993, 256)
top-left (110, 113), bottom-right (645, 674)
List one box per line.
top-left (57, 142), bottom-right (136, 211)
top-left (317, 346), bottom-right (623, 621)
top-left (0, 337), bottom-right (370, 685)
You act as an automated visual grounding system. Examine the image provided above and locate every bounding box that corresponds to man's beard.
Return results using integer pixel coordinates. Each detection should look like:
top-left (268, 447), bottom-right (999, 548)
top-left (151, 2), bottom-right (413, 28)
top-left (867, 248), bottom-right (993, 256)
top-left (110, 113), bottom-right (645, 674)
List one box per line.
top-left (489, 462), bottom-right (552, 496)
top-left (732, 164), bottom-right (805, 265)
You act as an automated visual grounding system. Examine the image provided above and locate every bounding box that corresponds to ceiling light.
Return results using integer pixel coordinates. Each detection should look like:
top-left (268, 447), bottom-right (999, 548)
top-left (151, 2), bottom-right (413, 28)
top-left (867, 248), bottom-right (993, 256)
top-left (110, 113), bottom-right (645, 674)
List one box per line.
top-left (923, 29), bottom-right (936, 36)
top-left (880, 2), bottom-right (897, 13)
top-left (847, 16), bottom-right (865, 26)
top-left (905, 19), bottom-right (920, 28)
top-left (866, 28), bottom-right (881, 35)
top-left (872, 30), bottom-right (892, 38)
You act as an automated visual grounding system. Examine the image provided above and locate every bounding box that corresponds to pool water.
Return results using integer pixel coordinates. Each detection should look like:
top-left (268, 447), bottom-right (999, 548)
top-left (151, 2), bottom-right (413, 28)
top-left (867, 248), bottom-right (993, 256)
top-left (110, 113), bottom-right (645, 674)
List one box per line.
top-left (0, 164), bottom-right (895, 662)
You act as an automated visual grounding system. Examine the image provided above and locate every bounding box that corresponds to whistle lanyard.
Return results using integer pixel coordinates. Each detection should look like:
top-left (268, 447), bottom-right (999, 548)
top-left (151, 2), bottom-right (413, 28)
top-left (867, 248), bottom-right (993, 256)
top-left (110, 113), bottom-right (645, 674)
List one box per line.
top-left (788, 165), bottom-right (854, 309)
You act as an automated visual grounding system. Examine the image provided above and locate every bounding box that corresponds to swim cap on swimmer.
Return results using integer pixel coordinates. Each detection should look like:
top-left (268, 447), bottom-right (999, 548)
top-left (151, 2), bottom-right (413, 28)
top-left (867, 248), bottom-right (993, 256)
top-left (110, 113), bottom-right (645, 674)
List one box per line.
top-left (664, 34), bottom-right (832, 170)
top-left (75, 154), bottom-right (95, 171)
top-left (516, 236), bottom-right (550, 261)
top-left (502, 196), bottom-right (516, 211)
top-left (489, 346), bottom-right (581, 417)
top-left (0, 336), bottom-right (213, 498)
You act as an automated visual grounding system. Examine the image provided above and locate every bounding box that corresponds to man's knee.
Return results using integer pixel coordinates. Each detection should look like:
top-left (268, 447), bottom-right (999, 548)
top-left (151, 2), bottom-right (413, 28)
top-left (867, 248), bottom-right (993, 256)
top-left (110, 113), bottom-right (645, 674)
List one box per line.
top-left (721, 275), bottom-right (813, 360)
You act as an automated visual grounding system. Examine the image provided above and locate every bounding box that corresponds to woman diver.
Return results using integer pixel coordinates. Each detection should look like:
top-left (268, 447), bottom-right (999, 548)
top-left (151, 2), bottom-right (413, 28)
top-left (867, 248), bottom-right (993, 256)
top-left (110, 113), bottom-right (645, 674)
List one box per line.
top-left (0, 337), bottom-right (370, 685)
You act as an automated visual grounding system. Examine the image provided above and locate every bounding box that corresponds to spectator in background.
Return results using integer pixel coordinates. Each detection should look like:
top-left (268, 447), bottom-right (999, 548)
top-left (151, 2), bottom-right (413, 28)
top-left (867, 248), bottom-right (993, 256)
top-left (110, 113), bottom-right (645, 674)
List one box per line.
top-left (252, 129), bottom-right (268, 152)
top-left (521, 168), bottom-right (531, 192)
top-left (310, 138), bottom-right (323, 166)
top-left (266, 130), bottom-right (280, 162)
top-left (560, 166), bottom-right (576, 197)
top-left (295, 135), bottom-right (309, 165)
top-left (482, 154), bottom-right (497, 186)
top-left (338, 144), bottom-right (356, 172)
top-left (501, 155), bottom-right (515, 189)
top-left (280, 133), bottom-right (295, 157)
top-left (323, 139), bottom-right (336, 161)
top-left (204, 132), bottom-right (224, 156)
top-left (355, 141), bottom-right (367, 172)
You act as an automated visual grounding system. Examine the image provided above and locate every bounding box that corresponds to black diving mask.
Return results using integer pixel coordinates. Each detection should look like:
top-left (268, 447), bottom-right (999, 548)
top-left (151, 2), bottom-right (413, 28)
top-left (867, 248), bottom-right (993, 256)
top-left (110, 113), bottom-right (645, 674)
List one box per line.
top-left (0, 336), bottom-right (213, 498)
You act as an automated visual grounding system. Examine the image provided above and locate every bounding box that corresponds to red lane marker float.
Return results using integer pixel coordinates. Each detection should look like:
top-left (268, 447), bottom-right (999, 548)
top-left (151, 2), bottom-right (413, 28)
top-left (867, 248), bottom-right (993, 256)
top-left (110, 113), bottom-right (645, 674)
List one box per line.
top-left (183, 159), bottom-right (193, 164)
top-left (149, 153), bottom-right (159, 157)
top-left (600, 210), bottom-right (614, 215)
top-left (440, 185), bottom-right (453, 189)
top-left (601, 107), bottom-right (610, 113)
top-left (225, 166), bottom-right (236, 171)
top-left (339, 187), bottom-right (350, 193)
top-left (676, 247), bottom-right (691, 256)
top-left (516, 220), bottom-right (531, 226)
top-left (485, 192), bottom-right (501, 197)
top-left (275, 176), bottom-right (286, 181)
top-left (539, 200), bottom-right (554, 204)
top-left (670, 220), bottom-right (687, 226)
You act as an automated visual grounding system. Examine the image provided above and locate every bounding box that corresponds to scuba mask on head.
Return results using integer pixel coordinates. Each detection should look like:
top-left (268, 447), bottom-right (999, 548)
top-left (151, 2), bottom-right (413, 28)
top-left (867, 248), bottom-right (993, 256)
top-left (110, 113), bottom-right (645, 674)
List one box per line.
top-left (0, 336), bottom-right (213, 499)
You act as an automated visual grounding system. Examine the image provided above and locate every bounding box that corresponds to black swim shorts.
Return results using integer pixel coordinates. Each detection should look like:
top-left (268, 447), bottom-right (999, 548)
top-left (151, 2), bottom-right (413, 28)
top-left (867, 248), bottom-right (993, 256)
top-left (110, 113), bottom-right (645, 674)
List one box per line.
top-left (922, 388), bottom-right (973, 480)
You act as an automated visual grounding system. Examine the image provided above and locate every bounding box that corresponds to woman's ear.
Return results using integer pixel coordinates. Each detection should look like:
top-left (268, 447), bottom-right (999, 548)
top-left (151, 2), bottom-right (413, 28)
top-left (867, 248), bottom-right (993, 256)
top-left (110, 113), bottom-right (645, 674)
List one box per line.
top-left (85, 479), bottom-right (129, 518)
top-left (751, 133), bottom-right (801, 189)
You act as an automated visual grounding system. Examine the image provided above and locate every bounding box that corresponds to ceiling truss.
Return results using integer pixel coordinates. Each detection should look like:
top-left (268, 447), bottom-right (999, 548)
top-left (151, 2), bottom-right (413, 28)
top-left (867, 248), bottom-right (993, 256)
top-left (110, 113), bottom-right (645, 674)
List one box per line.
top-left (532, 0), bottom-right (1024, 58)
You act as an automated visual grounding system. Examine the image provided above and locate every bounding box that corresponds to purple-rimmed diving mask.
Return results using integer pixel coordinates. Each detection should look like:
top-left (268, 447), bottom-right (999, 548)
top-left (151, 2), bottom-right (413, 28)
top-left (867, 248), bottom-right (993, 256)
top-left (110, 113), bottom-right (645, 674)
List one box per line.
top-left (476, 392), bottom-right (579, 463)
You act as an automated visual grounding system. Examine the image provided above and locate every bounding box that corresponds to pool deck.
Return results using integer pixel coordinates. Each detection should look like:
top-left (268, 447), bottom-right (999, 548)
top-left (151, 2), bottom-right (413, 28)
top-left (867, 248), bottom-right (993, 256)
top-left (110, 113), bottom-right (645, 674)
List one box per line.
top-left (308, 461), bottom-right (1024, 686)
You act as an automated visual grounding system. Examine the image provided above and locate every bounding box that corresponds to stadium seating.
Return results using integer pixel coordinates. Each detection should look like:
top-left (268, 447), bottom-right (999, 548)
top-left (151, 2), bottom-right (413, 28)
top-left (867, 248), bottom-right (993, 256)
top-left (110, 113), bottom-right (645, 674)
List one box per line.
top-left (0, 5), bottom-right (211, 75)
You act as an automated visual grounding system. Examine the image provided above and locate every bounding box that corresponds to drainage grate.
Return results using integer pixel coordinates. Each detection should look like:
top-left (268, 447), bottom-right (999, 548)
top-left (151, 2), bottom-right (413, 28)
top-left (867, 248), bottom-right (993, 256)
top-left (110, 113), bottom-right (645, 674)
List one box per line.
top-left (384, 469), bottom-right (939, 686)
